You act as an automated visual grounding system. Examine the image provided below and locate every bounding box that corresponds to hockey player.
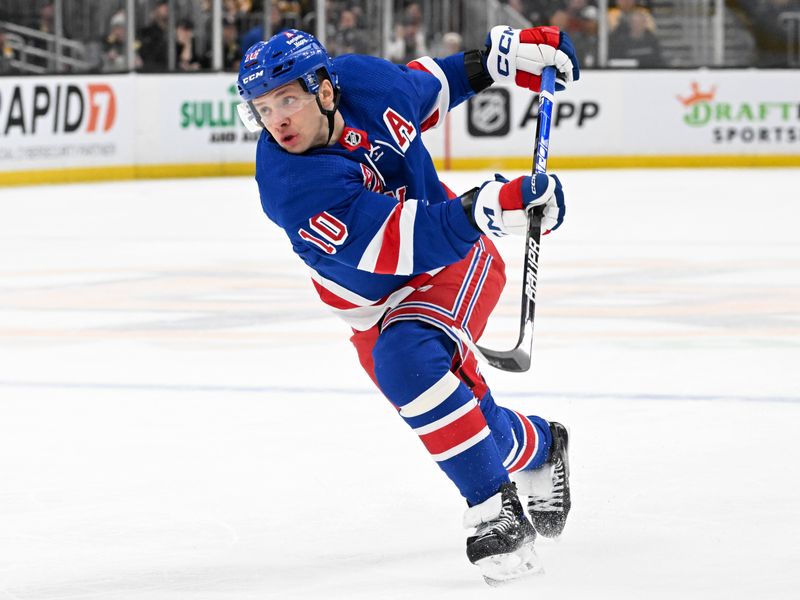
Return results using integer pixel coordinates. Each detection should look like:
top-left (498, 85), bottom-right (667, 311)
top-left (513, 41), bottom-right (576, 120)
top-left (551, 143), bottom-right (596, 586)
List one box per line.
top-left (237, 26), bottom-right (578, 584)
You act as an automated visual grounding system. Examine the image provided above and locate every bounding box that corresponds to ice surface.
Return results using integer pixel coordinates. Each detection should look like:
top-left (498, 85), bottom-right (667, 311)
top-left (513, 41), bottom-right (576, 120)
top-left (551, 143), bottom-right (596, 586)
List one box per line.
top-left (1, 169), bottom-right (799, 599)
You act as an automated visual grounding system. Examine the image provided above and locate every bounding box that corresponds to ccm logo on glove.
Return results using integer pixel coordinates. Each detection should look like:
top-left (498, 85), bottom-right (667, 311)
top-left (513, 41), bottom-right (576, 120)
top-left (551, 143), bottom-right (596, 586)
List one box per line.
top-left (486, 25), bottom-right (580, 92)
top-left (496, 26), bottom-right (514, 77)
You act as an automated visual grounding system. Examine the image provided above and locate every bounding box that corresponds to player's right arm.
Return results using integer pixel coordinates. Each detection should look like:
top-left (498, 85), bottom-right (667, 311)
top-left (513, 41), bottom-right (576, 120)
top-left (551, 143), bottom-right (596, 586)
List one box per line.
top-left (400, 26), bottom-right (580, 133)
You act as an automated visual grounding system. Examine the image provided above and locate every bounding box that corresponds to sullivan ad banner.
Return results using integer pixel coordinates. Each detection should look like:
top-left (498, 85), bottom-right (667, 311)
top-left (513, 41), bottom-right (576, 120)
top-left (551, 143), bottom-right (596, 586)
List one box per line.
top-left (1, 70), bottom-right (798, 182)
top-left (135, 74), bottom-right (259, 166)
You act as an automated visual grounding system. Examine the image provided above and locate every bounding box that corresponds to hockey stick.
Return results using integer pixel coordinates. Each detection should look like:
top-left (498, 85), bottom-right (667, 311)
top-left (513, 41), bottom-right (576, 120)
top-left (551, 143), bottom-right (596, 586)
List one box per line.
top-left (473, 67), bottom-right (557, 373)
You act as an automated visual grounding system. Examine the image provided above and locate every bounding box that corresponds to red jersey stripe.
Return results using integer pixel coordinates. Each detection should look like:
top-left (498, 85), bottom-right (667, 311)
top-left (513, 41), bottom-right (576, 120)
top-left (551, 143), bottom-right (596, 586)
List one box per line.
top-left (374, 202), bottom-right (403, 274)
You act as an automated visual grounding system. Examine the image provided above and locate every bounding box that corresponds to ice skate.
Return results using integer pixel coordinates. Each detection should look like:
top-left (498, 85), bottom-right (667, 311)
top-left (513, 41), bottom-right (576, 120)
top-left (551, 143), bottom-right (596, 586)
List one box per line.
top-left (464, 482), bottom-right (543, 585)
top-left (512, 421), bottom-right (571, 538)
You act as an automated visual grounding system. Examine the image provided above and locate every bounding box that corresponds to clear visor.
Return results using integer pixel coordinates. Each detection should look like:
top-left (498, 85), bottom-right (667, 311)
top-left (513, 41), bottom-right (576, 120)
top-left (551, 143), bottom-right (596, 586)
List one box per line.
top-left (236, 90), bottom-right (316, 132)
top-left (236, 102), bottom-right (264, 133)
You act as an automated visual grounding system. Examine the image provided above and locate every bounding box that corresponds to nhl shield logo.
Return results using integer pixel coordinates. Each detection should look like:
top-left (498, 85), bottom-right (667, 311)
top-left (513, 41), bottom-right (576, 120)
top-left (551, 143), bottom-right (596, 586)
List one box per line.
top-left (467, 88), bottom-right (510, 137)
top-left (339, 126), bottom-right (369, 151)
top-left (344, 130), bottom-right (362, 147)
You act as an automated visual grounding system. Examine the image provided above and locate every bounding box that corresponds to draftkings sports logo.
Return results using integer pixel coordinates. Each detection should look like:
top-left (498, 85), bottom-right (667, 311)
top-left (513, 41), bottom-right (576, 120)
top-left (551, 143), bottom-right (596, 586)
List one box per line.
top-left (678, 81), bottom-right (800, 144)
top-left (468, 88), bottom-right (510, 136)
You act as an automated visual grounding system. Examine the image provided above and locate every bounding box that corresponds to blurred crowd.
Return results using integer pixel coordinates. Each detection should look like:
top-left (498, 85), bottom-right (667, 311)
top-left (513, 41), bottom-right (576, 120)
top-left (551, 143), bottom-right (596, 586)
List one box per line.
top-left (1, 0), bottom-right (799, 75)
top-left (513, 0), bottom-right (800, 68)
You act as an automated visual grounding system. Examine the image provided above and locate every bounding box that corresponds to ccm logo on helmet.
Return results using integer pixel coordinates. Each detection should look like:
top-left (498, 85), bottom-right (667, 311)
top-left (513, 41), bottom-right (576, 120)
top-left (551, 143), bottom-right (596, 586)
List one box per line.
top-left (243, 70), bottom-right (264, 84)
top-left (496, 26), bottom-right (513, 77)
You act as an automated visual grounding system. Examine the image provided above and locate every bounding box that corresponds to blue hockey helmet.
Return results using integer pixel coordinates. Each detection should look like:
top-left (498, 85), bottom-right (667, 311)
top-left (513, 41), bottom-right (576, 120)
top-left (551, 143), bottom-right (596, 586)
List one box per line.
top-left (237, 29), bottom-right (339, 101)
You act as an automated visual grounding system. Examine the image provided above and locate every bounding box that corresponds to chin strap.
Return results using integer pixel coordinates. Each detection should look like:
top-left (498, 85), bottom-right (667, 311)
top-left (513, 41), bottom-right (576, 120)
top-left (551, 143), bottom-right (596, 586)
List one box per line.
top-left (315, 87), bottom-right (341, 145)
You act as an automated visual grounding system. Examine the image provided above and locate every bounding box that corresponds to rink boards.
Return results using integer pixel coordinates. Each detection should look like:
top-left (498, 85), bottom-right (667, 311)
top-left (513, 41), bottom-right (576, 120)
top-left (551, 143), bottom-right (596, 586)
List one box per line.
top-left (0, 69), bottom-right (798, 185)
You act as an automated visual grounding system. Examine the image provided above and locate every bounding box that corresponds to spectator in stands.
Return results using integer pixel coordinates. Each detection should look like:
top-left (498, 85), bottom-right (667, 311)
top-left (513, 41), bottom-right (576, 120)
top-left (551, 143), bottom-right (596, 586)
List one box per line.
top-left (228, 0), bottom-right (255, 34)
top-left (240, 1), bottom-right (301, 53)
top-left (508, 0), bottom-right (557, 24)
top-left (609, 8), bottom-right (663, 66)
top-left (203, 16), bottom-right (242, 71)
top-left (550, 0), bottom-right (599, 67)
top-left (608, 0), bottom-right (656, 34)
top-left (223, 17), bottom-right (244, 70)
top-left (329, 8), bottom-right (369, 56)
top-left (404, 1), bottom-right (424, 27)
top-left (102, 11), bottom-right (135, 72)
top-left (0, 26), bottom-right (17, 74)
top-left (387, 15), bottom-right (428, 64)
top-left (399, 1), bottom-right (429, 46)
top-left (31, 2), bottom-right (56, 70)
top-left (276, 1), bottom-right (303, 30)
top-left (138, 0), bottom-right (169, 71)
top-left (437, 31), bottom-right (463, 57)
top-left (732, 0), bottom-right (800, 66)
top-left (176, 18), bottom-right (202, 71)
top-left (38, 2), bottom-right (55, 36)
top-left (239, 0), bottom-right (254, 9)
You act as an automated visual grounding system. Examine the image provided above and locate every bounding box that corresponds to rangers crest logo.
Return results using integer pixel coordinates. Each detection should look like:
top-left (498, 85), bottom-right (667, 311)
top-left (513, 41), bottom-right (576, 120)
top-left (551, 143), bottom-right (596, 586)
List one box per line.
top-left (360, 164), bottom-right (383, 192)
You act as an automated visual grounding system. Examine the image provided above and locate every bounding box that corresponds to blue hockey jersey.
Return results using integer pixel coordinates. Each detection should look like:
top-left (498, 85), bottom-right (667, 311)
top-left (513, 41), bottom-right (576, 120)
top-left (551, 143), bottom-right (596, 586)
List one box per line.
top-left (255, 53), bottom-right (484, 331)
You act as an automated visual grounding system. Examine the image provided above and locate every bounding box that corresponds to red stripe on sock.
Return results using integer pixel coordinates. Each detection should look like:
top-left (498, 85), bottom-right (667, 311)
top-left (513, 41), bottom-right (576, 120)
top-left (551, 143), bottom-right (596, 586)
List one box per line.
top-left (507, 412), bottom-right (538, 473)
top-left (418, 404), bottom-right (487, 456)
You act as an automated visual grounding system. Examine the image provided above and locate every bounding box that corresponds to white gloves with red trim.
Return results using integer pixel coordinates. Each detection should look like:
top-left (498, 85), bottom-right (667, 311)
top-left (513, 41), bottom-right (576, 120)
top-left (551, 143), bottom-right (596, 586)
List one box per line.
top-left (485, 25), bottom-right (580, 92)
top-left (472, 173), bottom-right (565, 237)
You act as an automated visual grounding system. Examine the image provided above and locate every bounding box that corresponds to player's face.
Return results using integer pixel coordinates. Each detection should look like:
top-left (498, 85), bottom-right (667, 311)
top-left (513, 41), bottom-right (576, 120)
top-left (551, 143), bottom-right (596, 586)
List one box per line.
top-left (252, 81), bottom-right (327, 154)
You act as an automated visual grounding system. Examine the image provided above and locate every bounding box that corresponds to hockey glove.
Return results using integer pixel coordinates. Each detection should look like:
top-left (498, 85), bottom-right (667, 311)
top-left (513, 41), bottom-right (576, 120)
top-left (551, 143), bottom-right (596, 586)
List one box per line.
top-left (468, 173), bottom-right (565, 237)
top-left (485, 25), bottom-right (580, 92)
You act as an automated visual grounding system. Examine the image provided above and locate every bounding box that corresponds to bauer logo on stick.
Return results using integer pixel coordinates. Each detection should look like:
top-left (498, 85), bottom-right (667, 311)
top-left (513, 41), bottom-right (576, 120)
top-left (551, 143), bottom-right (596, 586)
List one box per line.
top-left (524, 237), bottom-right (541, 302)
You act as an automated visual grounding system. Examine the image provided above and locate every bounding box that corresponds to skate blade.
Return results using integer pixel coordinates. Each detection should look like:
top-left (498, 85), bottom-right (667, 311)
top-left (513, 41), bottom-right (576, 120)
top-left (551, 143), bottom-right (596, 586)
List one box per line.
top-left (475, 540), bottom-right (544, 586)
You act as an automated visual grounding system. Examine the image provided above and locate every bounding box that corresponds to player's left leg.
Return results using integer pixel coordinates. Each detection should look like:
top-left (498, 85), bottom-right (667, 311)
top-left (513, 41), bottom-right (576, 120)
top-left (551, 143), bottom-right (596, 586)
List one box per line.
top-left (454, 350), bottom-right (571, 537)
top-left (441, 240), bottom-right (570, 538)
top-left (371, 319), bottom-right (541, 583)
top-left (454, 350), bottom-right (554, 474)
top-left (372, 320), bottom-right (510, 505)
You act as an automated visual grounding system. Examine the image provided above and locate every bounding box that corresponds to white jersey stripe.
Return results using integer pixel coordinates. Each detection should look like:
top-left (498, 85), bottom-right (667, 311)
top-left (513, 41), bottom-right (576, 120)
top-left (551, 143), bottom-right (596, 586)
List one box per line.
top-left (414, 56), bottom-right (450, 130)
top-left (309, 269), bottom-right (377, 306)
top-left (357, 209), bottom-right (394, 273)
top-left (310, 267), bottom-right (444, 331)
top-left (400, 370), bottom-right (461, 418)
top-left (396, 199), bottom-right (418, 275)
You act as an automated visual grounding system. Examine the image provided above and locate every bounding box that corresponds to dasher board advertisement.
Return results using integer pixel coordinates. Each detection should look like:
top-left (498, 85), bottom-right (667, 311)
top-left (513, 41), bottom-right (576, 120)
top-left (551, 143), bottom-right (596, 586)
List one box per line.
top-left (0, 75), bottom-right (134, 172)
